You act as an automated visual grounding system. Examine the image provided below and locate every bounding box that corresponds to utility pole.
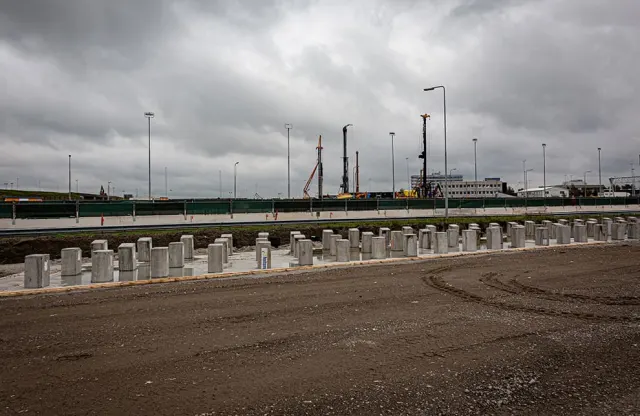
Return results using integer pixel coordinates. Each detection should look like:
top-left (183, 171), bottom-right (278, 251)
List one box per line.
top-left (355, 151), bottom-right (360, 193)
top-left (420, 114), bottom-right (430, 198)
top-left (219, 170), bottom-right (222, 198)
top-left (144, 112), bottom-right (155, 200)
top-left (284, 123), bottom-right (292, 199)
top-left (472, 138), bottom-right (478, 197)
top-left (68, 154), bottom-right (71, 200)
top-left (165, 167), bottom-right (168, 198)
top-left (390, 132), bottom-right (396, 198)
top-left (234, 162), bottom-right (239, 199)
top-left (542, 143), bottom-right (547, 204)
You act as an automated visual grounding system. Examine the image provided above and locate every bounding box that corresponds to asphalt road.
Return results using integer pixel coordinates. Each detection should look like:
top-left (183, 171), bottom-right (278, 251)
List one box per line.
top-left (1, 244), bottom-right (639, 415)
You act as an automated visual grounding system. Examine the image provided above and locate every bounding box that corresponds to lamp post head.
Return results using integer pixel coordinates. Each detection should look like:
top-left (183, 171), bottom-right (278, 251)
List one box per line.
top-left (389, 132), bottom-right (395, 136)
top-left (542, 143), bottom-right (546, 147)
top-left (598, 147), bottom-right (601, 151)
top-left (144, 112), bottom-right (155, 118)
top-left (284, 123), bottom-right (292, 129)
top-left (235, 162), bottom-right (239, 166)
top-left (472, 138), bottom-right (477, 143)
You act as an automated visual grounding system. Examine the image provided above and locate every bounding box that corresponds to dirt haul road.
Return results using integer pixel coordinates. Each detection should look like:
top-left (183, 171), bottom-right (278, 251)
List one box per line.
top-left (1, 244), bottom-right (639, 415)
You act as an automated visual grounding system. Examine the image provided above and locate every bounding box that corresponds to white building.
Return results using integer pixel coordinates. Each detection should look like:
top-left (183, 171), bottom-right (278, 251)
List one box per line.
top-left (516, 186), bottom-right (567, 198)
top-left (447, 180), bottom-right (504, 198)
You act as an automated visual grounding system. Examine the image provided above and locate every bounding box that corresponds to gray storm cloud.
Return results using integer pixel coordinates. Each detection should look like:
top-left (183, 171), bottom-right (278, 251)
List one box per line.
top-left (0, 0), bottom-right (638, 198)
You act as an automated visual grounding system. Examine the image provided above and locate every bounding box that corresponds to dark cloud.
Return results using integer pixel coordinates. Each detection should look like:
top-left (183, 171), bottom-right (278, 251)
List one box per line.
top-left (0, 0), bottom-right (638, 198)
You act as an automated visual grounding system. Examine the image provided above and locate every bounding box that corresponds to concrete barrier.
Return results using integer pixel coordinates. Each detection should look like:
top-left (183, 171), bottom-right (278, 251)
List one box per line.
top-left (336, 239), bottom-right (350, 262)
top-left (168, 242), bottom-right (185, 268)
top-left (298, 239), bottom-right (313, 266)
top-left (594, 224), bottom-right (607, 241)
top-left (207, 244), bottom-right (223, 273)
top-left (434, 232), bottom-right (448, 254)
top-left (511, 225), bottom-right (526, 248)
top-left (574, 224), bottom-right (587, 243)
top-left (462, 230), bottom-right (477, 252)
top-left (379, 227), bottom-right (391, 247)
top-left (556, 224), bottom-right (571, 245)
top-left (362, 232), bottom-right (374, 253)
top-left (180, 235), bottom-right (194, 260)
top-left (61, 248), bottom-right (82, 276)
top-left (390, 231), bottom-right (404, 252)
top-left (91, 240), bottom-right (108, 257)
top-left (405, 234), bottom-right (418, 257)
top-left (535, 227), bottom-right (549, 246)
top-left (214, 238), bottom-right (229, 263)
top-left (117, 243), bottom-right (137, 271)
top-left (256, 241), bottom-right (271, 269)
top-left (24, 254), bottom-right (51, 288)
top-left (220, 233), bottom-right (233, 255)
top-left (448, 225), bottom-right (459, 251)
top-left (349, 228), bottom-right (360, 249)
top-left (329, 234), bottom-right (341, 256)
top-left (137, 237), bottom-right (152, 262)
top-left (486, 227), bottom-right (503, 250)
top-left (321, 230), bottom-right (332, 252)
top-left (92, 249), bottom-right (114, 282)
top-left (371, 237), bottom-right (386, 259)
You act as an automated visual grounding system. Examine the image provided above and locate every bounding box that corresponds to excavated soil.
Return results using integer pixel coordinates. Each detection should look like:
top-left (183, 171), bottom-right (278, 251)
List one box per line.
top-left (1, 243), bottom-right (639, 415)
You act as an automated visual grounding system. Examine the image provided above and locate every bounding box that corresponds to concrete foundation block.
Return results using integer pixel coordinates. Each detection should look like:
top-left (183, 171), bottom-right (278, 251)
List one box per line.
top-left (612, 222), bottom-right (626, 240)
top-left (180, 235), bottom-right (194, 260)
top-left (489, 222), bottom-right (500, 229)
top-left (137, 237), bottom-right (152, 262)
top-left (361, 232), bottom-right (374, 253)
top-left (321, 230), bottom-right (332, 252)
top-left (379, 227), bottom-right (391, 247)
top-left (486, 227), bottom-right (503, 250)
top-left (402, 226), bottom-right (414, 237)
top-left (292, 234), bottom-right (306, 257)
top-left (91, 240), bottom-right (108, 256)
top-left (61, 248), bottom-right (82, 276)
top-left (541, 220), bottom-right (554, 239)
top-left (602, 218), bottom-right (612, 236)
top-left (168, 242), bottom-right (185, 268)
top-left (117, 243), bottom-right (137, 271)
top-left (525, 221), bottom-right (535, 240)
top-left (255, 238), bottom-right (269, 262)
top-left (24, 254), bottom-right (51, 288)
top-left (214, 238), bottom-right (229, 263)
top-left (574, 224), bottom-right (587, 243)
top-left (615, 217), bottom-right (625, 223)
top-left (506, 222), bottom-right (519, 240)
top-left (258, 232), bottom-right (269, 240)
top-left (426, 225), bottom-right (437, 249)
top-left (207, 244), bottom-right (224, 273)
top-left (298, 239), bottom-right (313, 266)
top-left (558, 219), bottom-right (569, 226)
top-left (511, 225), bottom-right (526, 248)
top-left (586, 221), bottom-right (597, 238)
top-left (348, 228), bottom-right (360, 249)
top-left (257, 241), bottom-right (272, 269)
top-left (390, 231), bottom-right (404, 252)
top-left (628, 223), bottom-right (640, 240)
top-left (336, 239), bottom-right (350, 262)
top-left (220, 234), bottom-right (233, 255)
top-left (91, 249), bottom-right (114, 283)
top-left (290, 231), bottom-right (301, 254)
top-left (434, 232), bottom-right (448, 254)
top-left (462, 230), bottom-right (477, 252)
top-left (405, 234), bottom-right (418, 257)
top-left (447, 225), bottom-right (459, 249)
top-left (556, 224), bottom-right (571, 245)
top-left (594, 224), bottom-right (607, 241)
top-left (535, 227), bottom-right (549, 246)
top-left (419, 229), bottom-right (429, 249)
top-left (150, 247), bottom-right (169, 278)
top-left (371, 237), bottom-right (386, 259)
top-left (329, 234), bottom-right (341, 256)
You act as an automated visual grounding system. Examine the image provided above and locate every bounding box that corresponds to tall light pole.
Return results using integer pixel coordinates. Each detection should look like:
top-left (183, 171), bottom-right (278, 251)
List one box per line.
top-left (424, 85), bottom-right (448, 220)
top-left (583, 170), bottom-right (591, 197)
top-left (234, 162), bottom-right (239, 199)
top-left (405, 157), bottom-right (410, 191)
top-left (284, 123), bottom-right (292, 199)
top-left (108, 181), bottom-right (112, 201)
top-left (75, 179), bottom-right (78, 194)
top-left (219, 170), bottom-right (222, 198)
top-left (597, 147), bottom-right (602, 195)
top-left (164, 167), bottom-right (168, 198)
top-left (144, 112), bottom-right (155, 200)
top-left (542, 144), bottom-right (547, 203)
top-left (389, 132), bottom-right (396, 198)
top-left (472, 138), bottom-right (478, 197)
top-left (631, 164), bottom-right (635, 197)
top-left (449, 168), bottom-right (457, 176)
top-left (68, 154), bottom-right (71, 200)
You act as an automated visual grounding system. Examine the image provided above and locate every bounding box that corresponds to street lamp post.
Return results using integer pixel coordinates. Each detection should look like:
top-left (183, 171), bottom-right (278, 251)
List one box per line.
top-left (284, 123), bottom-right (292, 199)
top-left (424, 85), bottom-right (448, 220)
top-left (234, 162), bottom-right (239, 199)
top-left (583, 170), bottom-right (591, 197)
top-left (389, 132), bottom-right (396, 199)
top-left (75, 179), bottom-right (78, 194)
top-left (542, 144), bottom-right (547, 204)
top-left (405, 157), bottom-right (410, 191)
top-left (598, 148), bottom-right (602, 195)
top-left (472, 138), bottom-right (478, 198)
top-left (108, 181), bottom-right (112, 201)
top-left (144, 112), bottom-right (155, 200)
top-left (68, 154), bottom-right (71, 200)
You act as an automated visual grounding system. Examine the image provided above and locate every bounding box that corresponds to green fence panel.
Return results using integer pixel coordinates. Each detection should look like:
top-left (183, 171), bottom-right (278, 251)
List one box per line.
top-left (79, 202), bottom-right (133, 217)
top-left (188, 201), bottom-right (231, 215)
top-left (135, 201), bottom-right (185, 216)
top-left (15, 202), bottom-right (76, 219)
top-left (230, 200), bottom-right (273, 214)
top-left (378, 200), bottom-right (406, 210)
top-left (0, 203), bottom-right (12, 219)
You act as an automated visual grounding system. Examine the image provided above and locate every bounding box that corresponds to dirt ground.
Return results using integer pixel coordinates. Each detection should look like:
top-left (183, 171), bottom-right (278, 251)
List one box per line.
top-left (1, 244), bottom-right (639, 415)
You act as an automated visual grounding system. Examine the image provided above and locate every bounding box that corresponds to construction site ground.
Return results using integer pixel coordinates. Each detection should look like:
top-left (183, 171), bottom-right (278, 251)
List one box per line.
top-left (1, 243), bottom-right (639, 415)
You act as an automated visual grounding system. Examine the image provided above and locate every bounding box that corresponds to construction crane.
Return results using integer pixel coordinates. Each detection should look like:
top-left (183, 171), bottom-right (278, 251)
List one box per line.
top-left (303, 135), bottom-right (323, 199)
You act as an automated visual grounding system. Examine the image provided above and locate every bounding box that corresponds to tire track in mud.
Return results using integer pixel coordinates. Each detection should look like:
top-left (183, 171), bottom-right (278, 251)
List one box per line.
top-left (479, 273), bottom-right (640, 306)
top-left (422, 271), bottom-right (640, 323)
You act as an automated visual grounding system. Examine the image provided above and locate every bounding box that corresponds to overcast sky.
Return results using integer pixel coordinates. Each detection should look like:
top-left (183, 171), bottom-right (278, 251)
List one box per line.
top-left (1, 0), bottom-right (639, 198)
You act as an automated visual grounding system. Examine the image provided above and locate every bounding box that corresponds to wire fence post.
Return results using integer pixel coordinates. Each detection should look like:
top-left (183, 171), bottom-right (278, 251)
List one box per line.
top-left (76, 200), bottom-right (80, 224)
top-left (12, 202), bottom-right (16, 225)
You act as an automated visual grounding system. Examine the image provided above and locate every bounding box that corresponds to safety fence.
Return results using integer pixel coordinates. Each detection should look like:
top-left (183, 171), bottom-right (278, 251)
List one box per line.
top-left (1, 197), bottom-right (640, 220)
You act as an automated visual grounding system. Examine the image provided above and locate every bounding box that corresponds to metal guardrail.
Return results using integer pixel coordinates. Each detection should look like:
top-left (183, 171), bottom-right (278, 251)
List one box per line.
top-left (2, 209), bottom-right (638, 237)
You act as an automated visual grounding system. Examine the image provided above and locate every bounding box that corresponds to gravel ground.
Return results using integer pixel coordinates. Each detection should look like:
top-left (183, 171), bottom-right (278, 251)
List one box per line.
top-left (0, 243), bottom-right (638, 415)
